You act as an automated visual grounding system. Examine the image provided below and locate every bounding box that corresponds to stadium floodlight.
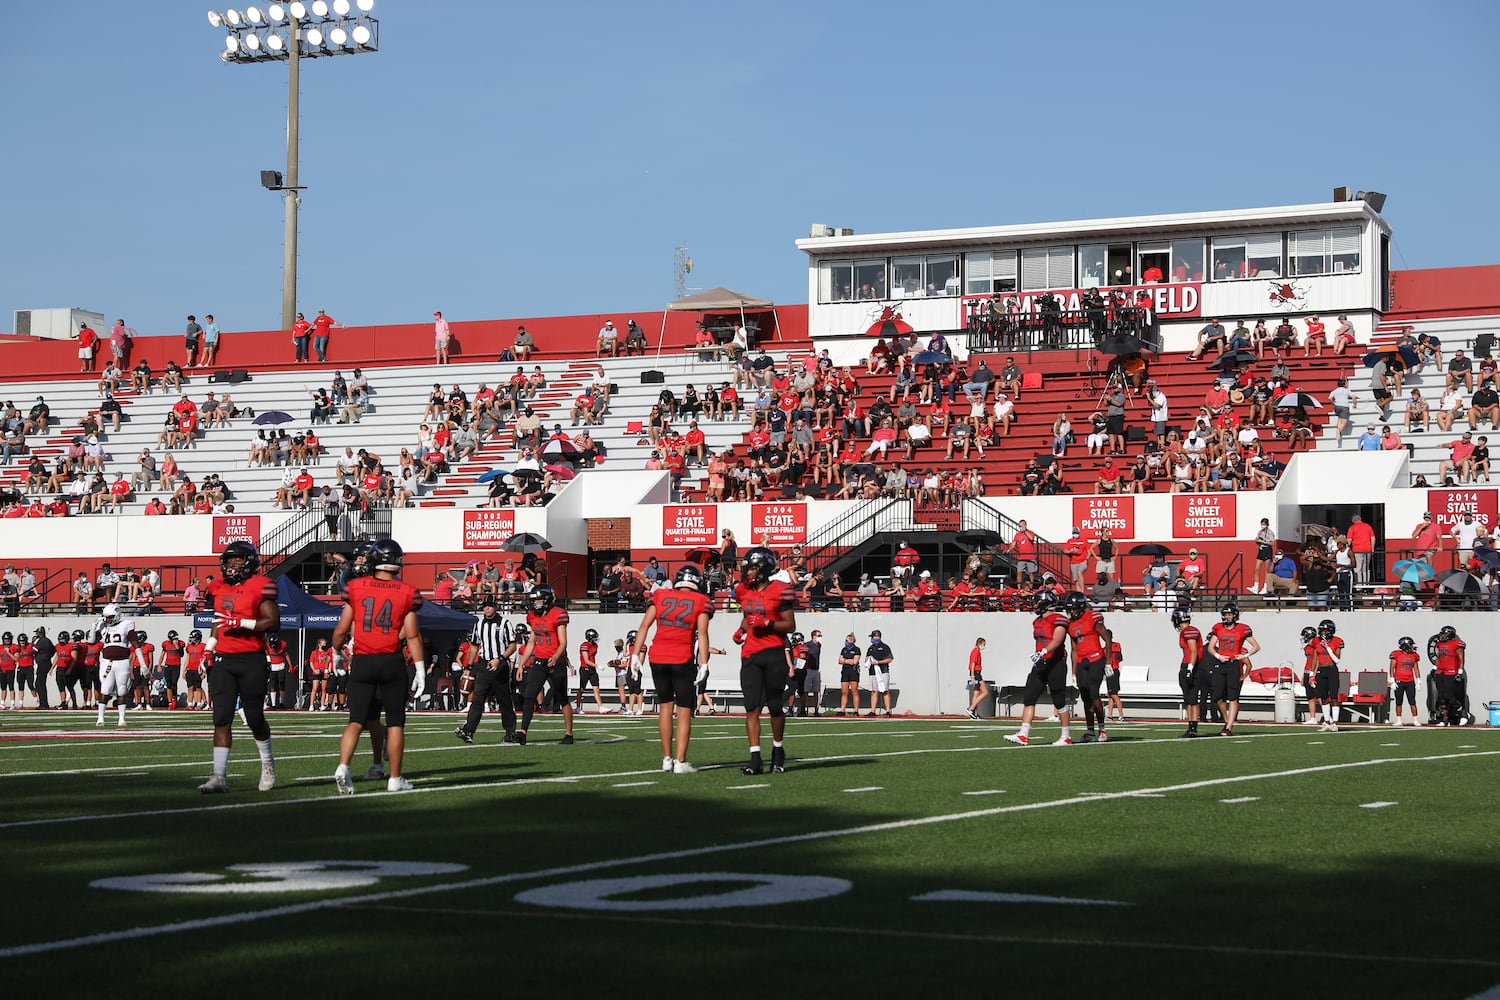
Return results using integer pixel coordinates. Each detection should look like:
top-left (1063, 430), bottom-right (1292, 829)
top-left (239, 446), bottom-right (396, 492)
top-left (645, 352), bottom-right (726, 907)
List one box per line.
top-left (202, 0), bottom-right (380, 330)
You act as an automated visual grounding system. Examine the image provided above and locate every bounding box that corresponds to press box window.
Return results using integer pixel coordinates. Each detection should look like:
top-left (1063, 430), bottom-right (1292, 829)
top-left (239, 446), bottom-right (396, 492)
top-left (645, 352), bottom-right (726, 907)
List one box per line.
top-left (1289, 227), bottom-right (1360, 276)
top-left (963, 250), bottom-right (1018, 295)
top-left (1211, 234), bottom-right (1282, 281)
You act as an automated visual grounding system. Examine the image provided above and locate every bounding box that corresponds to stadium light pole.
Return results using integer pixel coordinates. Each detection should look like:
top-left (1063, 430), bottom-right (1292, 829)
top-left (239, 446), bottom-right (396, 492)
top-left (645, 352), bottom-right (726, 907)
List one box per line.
top-left (206, 2), bottom-right (380, 330)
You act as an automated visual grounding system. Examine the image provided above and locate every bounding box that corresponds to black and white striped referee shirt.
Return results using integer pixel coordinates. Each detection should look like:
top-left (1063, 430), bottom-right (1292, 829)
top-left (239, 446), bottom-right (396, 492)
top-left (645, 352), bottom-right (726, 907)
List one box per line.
top-left (470, 615), bottom-right (509, 663)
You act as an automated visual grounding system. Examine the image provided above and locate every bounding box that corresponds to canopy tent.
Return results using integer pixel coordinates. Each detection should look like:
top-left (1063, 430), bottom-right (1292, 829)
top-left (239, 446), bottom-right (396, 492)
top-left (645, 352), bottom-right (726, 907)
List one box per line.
top-left (192, 575), bottom-right (477, 634)
top-left (658, 286), bottom-right (782, 354)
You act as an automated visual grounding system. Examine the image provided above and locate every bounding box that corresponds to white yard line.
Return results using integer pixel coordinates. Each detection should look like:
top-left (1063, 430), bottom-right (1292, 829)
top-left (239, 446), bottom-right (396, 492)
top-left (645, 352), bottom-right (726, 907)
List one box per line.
top-left (0, 748), bottom-right (1494, 959)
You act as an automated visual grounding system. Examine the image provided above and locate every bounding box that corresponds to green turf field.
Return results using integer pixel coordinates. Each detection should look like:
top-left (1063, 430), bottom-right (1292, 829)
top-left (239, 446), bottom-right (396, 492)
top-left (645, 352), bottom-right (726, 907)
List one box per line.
top-left (2, 711), bottom-right (1497, 998)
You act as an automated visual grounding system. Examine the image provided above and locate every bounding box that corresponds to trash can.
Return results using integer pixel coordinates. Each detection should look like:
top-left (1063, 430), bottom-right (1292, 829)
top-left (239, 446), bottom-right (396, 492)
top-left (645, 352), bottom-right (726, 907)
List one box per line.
top-left (1274, 686), bottom-right (1297, 724)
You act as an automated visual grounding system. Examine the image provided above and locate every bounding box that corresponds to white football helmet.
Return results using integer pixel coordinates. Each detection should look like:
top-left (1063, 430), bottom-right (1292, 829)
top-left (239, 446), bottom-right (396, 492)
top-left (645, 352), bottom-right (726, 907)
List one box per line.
top-left (102, 603), bottom-right (121, 626)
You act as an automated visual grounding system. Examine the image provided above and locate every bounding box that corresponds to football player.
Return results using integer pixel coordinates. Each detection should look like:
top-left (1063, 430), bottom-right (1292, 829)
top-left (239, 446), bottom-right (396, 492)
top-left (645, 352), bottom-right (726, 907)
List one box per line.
top-left (515, 584), bottom-right (574, 746)
top-left (183, 629), bottom-right (208, 711)
top-left (574, 627), bottom-right (604, 715)
top-left (158, 629), bottom-right (186, 710)
top-left (1173, 610), bottom-right (1204, 738)
top-left (632, 563), bottom-right (713, 773)
top-left (1308, 619), bottom-right (1343, 732)
top-left (1388, 636), bottom-right (1422, 727)
top-left (1206, 603), bottom-right (1259, 737)
top-left (0, 632), bottom-right (15, 710)
top-left (734, 547), bottom-right (797, 774)
top-left (332, 538), bottom-right (424, 794)
top-left (1005, 591), bottom-right (1073, 746)
top-left (198, 540), bottom-right (281, 794)
top-left (1429, 625), bottom-right (1466, 725)
top-left (1063, 591), bottom-right (1112, 743)
top-left (1299, 626), bottom-right (1322, 725)
top-left (94, 604), bottom-right (135, 727)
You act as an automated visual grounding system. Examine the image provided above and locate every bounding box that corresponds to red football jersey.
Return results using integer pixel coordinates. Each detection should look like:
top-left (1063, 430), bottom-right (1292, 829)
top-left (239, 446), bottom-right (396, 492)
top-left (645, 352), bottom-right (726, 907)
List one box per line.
top-left (1068, 608), bottom-right (1108, 661)
top-left (1209, 621), bottom-right (1253, 658)
top-left (1433, 637), bottom-right (1465, 675)
top-left (734, 580), bottom-right (795, 656)
top-left (184, 642), bottom-right (207, 670)
top-left (526, 605), bottom-right (570, 659)
top-left (1032, 611), bottom-right (1069, 656)
top-left (1390, 649), bottom-right (1420, 683)
top-left (646, 588), bottom-right (714, 664)
top-left (207, 574), bottom-right (279, 655)
top-left (579, 640), bottom-right (598, 667)
top-left (161, 638), bottom-right (185, 666)
top-left (309, 649), bottom-right (333, 675)
top-left (1177, 625), bottom-right (1202, 665)
top-left (343, 575), bottom-right (423, 656)
top-left (1311, 635), bottom-right (1344, 669)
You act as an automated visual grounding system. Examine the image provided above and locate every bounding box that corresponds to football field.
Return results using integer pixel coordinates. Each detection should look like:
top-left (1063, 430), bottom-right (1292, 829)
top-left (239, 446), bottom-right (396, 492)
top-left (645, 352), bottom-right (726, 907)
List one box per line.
top-left (2, 711), bottom-right (1498, 999)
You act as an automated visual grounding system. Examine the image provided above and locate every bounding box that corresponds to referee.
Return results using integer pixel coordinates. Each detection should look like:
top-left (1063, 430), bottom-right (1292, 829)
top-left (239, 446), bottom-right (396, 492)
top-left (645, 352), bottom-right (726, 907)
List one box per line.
top-left (455, 600), bottom-right (520, 744)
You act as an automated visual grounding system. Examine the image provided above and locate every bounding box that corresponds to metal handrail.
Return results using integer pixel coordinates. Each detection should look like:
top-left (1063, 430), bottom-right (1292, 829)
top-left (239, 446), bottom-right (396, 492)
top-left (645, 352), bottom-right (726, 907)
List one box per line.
top-left (802, 497), bottom-right (913, 573)
top-left (962, 498), bottom-right (1068, 582)
top-left (963, 302), bottom-right (1161, 355)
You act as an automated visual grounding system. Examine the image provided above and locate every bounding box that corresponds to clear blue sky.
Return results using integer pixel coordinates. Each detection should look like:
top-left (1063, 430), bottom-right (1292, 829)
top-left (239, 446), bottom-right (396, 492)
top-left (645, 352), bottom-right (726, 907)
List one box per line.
top-left (4, 0), bottom-right (1497, 337)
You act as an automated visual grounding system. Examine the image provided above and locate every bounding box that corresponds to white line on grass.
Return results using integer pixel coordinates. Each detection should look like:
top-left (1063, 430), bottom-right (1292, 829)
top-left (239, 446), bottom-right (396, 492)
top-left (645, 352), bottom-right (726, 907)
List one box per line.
top-left (913, 889), bottom-right (1130, 907)
top-left (611, 781), bottom-right (657, 788)
top-left (1220, 797), bottom-right (1259, 804)
top-left (729, 784), bottom-right (768, 791)
top-left (842, 787), bottom-right (883, 793)
top-left (962, 790), bottom-right (1006, 796)
top-left (1, 748), bottom-right (1495, 959)
top-left (1359, 801), bottom-right (1397, 809)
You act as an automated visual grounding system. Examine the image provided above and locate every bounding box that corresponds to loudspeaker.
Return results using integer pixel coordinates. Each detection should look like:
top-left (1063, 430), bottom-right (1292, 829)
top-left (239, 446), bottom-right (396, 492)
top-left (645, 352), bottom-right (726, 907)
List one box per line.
top-left (641, 370), bottom-right (665, 384)
top-left (210, 368), bottom-right (251, 384)
top-left (1126, 426), bottom-right (1147, 443)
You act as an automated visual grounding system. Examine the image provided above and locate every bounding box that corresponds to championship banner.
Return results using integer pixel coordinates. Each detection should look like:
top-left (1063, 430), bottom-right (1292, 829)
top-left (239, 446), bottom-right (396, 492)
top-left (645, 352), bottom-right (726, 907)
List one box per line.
top-left (213, 514), bottom-right (261, 550)
top-left (1072, 495), bottom-right (1135, 539)
top-left (751, 502), bottom-right (807, 546)
top-left (662, 504), bottom-right (717, 546)
top-left (1172, 493), bottom-right (1237, 538)
top-left (1426, 488), bottom-right (1499, 532)
top-left (462, 509), bottom-right (516, 550)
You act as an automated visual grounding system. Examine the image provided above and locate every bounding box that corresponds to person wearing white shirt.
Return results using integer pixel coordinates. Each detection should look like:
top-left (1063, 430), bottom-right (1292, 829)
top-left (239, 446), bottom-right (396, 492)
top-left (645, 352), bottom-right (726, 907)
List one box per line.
top-left (1452, 513), bottom-right (1482, 563)
top-left (993, 394), bottom-right (1015, 435)
top-left (1435, 387), bottom-right (1464, 433)
top-left (1148, 384), bottom-right (1170, 445)
top-left (335, 447), bottom-right (360, 486)
top-left (1328, 378), bottom-right (1358, 444)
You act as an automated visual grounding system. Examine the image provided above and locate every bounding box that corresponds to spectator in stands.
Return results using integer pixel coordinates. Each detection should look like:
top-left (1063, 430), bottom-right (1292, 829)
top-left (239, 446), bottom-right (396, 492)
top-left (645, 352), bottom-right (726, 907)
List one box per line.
top-left (130, 359), bottom-right (153, 394)
top-left (1380, 424), bottom-right (1404, 451)
top-left (1411, 511), bottom-right (1443, 561)
top-left (1468, 379), bottom-right (1499, 429)
top-left (306, 386), bottom-right (333, 424)
top-left (1328, 314), bottom-right (1355, 355)
top-left (1142, 551), bottom-right (1173, 596)
top-left (1438, 432), bottom-right (1477, 484)
top-left (1301, 547), bottom-right (1332, 609)
top-left (596, 321), bottom-right (618, 357)
top-left (25, 396), bottom-right (50, 435)
top-left (1095, 457), bottom-right (1122, 494)
top-left (1249, 319), bottom-right (1271, 357)
top-left (1178, 547), bottom-right (1206, 591)
top-left (623, 320), bottom-right (647, 355)
top-left (1404, 390), bottom-right (1429, 433)
top-left (1472, 435), bottom-right (1492, 481)
top-left (1187, 319), bottom-right (1227, 360)
top-left (903, 413), bottom-right (932, 460)
top-left (514, 407), bottom-right (542, 450)
top-left (513, 325), bottom-right (535, 360)
top-left (1051, 412), bottom-right (1073, 458)
top-left (1085, 410), bottom-right (1109, 456)
top-left (96, 362), bottom-right (124, 397)
top-left (1434, 385), bottom-right (1464, 433)
top-left (422, 383), bottom-right (447, 422)
top-left (1264, 548), bottom-right (1298, 597)
top-left (1302, 315), bottom-right (1327, 357)
top-left (1448, 349), bottom-right (1475, 394)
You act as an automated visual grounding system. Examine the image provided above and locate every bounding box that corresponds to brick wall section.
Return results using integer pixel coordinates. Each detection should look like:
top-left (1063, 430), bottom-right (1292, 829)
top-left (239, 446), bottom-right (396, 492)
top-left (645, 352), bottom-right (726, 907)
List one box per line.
top-left (588, 518), bottom-right (632, 550)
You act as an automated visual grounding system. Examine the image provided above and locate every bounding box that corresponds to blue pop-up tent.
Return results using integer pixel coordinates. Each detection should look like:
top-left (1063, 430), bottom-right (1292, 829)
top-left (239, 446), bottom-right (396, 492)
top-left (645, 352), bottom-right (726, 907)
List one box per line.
top-left (194, 575), bottom-right (475, 635)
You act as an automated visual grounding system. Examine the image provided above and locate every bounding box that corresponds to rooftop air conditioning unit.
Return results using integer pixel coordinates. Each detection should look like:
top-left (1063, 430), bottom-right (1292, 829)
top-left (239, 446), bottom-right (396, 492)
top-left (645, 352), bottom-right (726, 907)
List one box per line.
top-left (809, 224), bottom-right (834, 238)
top-left (1332, 186), bottom-right (1352, 202)
top-left (835, 227), bottom-right (855, 237)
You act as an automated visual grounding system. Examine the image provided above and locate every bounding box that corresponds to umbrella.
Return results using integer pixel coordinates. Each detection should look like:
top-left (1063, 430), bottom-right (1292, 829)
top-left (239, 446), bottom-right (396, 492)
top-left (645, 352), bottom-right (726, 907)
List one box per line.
top-left (1393, 558), bottom-right (1434, 582)
top-left (544, 463), bottom-right (576, 481)
top-left (1472, 546), bottom-right (1500, 571)
top-left (864, 308), bottom-right (914, 338)
top-left (1032, 453), bottom-right (1056, 469)
top-left (253, 411), bottom-right (293, 426)
top-left (1362, 347), bottom-right (1419, 369)
top-left (1127, 543), bottom-right (1174, 556)
top-left (1275, 392), bottom-right (1322, 409)
top-left (475, 469), bottom-right (510, 484)
top-left (1436, 569), bottom-right (1482, 597)
top-left (1298, 523), bottom-right (1335, 538)
top-left (541, 438), bottom-right (579, 460)
top-left (501, 531), bottom-right (551, 554)
top-left (955, 528), bottom-right (1002, 549)
top-left (848, 462), bottom-right (878, 479)
top-left (1207, 351), bottom-right (1257, 370)
top-left (1096, 334), bottom-right (1151, 357)
top-left (684, 546), bottom-right (718, 565)
top-left (912, 350), bottom-right (952, 366)
top-left (512, 468), bottom-right (544, 487)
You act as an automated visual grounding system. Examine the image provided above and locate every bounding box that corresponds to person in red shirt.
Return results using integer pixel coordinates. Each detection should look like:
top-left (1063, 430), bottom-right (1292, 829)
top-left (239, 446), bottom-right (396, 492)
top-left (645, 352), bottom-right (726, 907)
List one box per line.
top-left (308, 637), bottom-right (334, 712)
top-left (683, 421), bottom-right (707, 465)
top-left (1064, 528), bottom-right (1090, 588)
top-left (1064, 591), bottom-right (1113, 743)
top-left (516, 583), bottom-right (573, 746)
top-left (183, 628), bottom-right (208, 711)
top-left (332, 538), bottom-right (424, 793)
top-left (1106, 638), bottom-right (1124, 723)
top-left (0, 633), bottom-right (15, 710)
top-left (1009, 521), bottom-right (1039, 589)
top-left (291, 312), bottom-right (313, 363)
top-left (720, 383), bottom-right (741, 420)
top-left (574, 627), bottom-right (603, 715)
top-left (1299, 625), bottom-right (1323, 725)
top-left (193, 493), bottom-right (213, 515)
top-left (130, 632), bottom-right (156, 710)
top-left (311, 308), bottom-right (341, 363)
top-left (1172, 609), bottom-right (1204, 738)
top-left (199, 540), bottom-right (282, 794)
top-left (1307, 619), bottom-right (1345, 732)
top-left (1207, 603), bottom-right (1260, 736)
top-left (1429, 624), bottom-right (1466, 725)
top-left (78, 322), bottom-right (99, 372)
top-left (965, 637), bottom-right (987, 719)
top-left (1005, 591), bottom-right (1073, 745)
top-left (157, 629), bottom-right (186, 710)
top-left (631, 563), bottom-right (714, 773)
top-left (1388, 636), bottom-right (1422, 727)
top-left (1303, 315), bottom-right (1327, 358)
top-left (265, 632), bottom-right (291, 709)
top-left (734, 547), bottom-right (797, 774)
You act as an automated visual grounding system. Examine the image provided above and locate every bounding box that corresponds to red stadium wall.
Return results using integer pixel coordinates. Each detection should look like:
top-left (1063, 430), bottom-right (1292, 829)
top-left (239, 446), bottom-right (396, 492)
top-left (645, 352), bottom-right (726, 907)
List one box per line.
top-left (1387, 265), bottom-right (1500, 320)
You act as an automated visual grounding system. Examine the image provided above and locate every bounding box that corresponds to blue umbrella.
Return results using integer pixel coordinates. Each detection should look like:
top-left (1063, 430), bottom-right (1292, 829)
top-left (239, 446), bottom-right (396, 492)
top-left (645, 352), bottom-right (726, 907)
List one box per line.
top-left (1393, 558), bottom-right (1434, 582)
top-left (252, 410), bottom-right (294, 426)
top-left (1362, 347), bottom-right (1419, 369)
top-left (475, 469), bottom-right (510, 484)
top-left (1472, 546), bottom-right (1500, 571)
top-left (912, 350), bottom-right (952, 366)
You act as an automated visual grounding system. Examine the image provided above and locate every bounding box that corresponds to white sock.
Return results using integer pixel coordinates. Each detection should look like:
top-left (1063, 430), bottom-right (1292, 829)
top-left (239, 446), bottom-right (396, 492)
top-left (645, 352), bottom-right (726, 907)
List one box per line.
top-left (772, 740), bottom-right (783, 749)
top-left (1059, 725), bottom-right (1071, 739)
top-left (213, 746), bottom-right (230, 776)
top-left (96, 706), bottom-right (105, 721)
top-left (118, 706), bottom-right (126, 724)
top-left (1019, 723), bottom-right (1031, 738)
top-left (748, 745), bottom-right (761, 756)
top-left (255, 738), bottom-right (274, 764)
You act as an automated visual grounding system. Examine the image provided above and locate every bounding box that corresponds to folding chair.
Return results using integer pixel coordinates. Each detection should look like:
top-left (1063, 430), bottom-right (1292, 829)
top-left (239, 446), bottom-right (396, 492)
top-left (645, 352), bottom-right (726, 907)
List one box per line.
top-left (625, 420), bottom-right (644, 435)
top-left (1348, 670), bottom-right (1390, 724)
top-left (1333, 670), bottom-right (1353, 722)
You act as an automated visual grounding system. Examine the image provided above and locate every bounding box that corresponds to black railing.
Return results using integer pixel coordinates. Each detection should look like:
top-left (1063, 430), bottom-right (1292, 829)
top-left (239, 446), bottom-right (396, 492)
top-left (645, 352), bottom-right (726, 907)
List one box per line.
top-left (963, 302), bottom-right (1161, 355)
top-left (962, 498), bottom-right (1069, 582)
top-left (1210, 550), bottom-right (1245, 594)
top-left (801, 497), bottom-right (912, 574)
top-left (259, 507), bottom-right (326, 576)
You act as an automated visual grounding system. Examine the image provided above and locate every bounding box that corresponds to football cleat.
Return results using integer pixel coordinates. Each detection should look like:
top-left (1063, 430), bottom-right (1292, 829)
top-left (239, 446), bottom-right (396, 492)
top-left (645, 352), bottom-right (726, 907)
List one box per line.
top-left (560, 734), bottom-right (575, 745)
top-left (198, 774), bottom-right (229, 794)
top-left (741, 758), bottom-right (764, 775)
top-left (387, 776), bottom-right (414, 792)
top-left (364, 764), bottom-right (387, 781)
top-left (514, 731), bottom-right (528, 746)
top-left (1097, 731), bottom-right (1109, 743)
top-left (334, 764), bottom-right (354, 796)
top-left (1004, 733), bottom-right (1030, 746)
top-left (1180, 728), bottom-right (1197, 739)
top-left (662, 756), bottom-right (675, 772)
top-left (454, 726), bottom-right (473, 744)
top-left (258, 762), bottom-right (277, 792)
top-left (1079, 732), bottom-right (1097, 744)
top-left (1053, 736), bottom-right (1073, 746)
top-left (770, 746), bottom-right (785, 772)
